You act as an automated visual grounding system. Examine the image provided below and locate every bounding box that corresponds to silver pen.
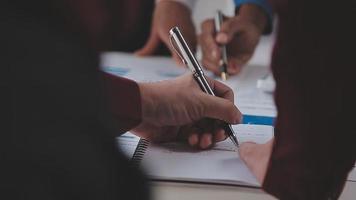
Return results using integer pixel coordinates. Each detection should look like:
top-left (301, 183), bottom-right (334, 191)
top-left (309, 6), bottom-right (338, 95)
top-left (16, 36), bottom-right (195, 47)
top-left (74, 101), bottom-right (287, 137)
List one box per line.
top-left (169, 26), bottom-right (239, 148)
top-left (214, 10), bottom-right (229, 81)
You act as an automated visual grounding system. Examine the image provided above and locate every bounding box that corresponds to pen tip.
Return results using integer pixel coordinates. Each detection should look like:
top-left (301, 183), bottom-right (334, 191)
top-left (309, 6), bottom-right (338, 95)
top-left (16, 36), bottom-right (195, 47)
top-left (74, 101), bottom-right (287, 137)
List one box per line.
top-left (231, 136), bottom-right (239, 148)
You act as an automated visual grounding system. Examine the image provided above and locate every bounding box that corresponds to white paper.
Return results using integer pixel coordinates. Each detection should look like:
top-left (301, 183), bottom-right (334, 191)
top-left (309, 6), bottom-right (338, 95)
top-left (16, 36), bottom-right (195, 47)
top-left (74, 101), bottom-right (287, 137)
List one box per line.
top-left (140, 124), bottom-right (274, 186)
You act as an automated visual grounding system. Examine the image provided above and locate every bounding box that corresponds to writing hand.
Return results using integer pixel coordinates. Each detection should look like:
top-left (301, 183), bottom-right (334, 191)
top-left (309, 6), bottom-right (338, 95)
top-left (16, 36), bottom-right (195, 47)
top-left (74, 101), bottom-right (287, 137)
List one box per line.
top-left (132, 74), bottom-right (242, 149)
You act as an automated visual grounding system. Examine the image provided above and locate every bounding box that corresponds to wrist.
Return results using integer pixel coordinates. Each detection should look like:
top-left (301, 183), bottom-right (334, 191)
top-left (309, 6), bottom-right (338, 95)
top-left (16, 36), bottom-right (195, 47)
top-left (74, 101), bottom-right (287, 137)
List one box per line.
top-left (237, 4), bottom-right (268, 34)
top-left (138, 82), bottom-right (162, 125)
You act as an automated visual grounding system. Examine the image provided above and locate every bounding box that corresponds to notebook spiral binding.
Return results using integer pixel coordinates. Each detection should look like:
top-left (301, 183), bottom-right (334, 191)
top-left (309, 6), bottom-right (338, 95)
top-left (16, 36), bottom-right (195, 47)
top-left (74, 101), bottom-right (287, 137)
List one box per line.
top-left (131, 138), bottom-right (149, 167)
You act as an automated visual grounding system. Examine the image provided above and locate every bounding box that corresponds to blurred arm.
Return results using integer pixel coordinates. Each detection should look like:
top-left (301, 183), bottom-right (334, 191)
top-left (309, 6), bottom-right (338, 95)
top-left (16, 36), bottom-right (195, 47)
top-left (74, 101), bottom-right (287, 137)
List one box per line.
top-left (103, 72), bottom-right (142, 133)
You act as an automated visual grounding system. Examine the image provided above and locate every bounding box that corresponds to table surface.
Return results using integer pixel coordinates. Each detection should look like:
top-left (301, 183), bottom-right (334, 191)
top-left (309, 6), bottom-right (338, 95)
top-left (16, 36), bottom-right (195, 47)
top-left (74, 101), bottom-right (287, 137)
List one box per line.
top-left (109, 35), bottom-right (356, 200)
top-left (150, 180), bottom-right (356, 200)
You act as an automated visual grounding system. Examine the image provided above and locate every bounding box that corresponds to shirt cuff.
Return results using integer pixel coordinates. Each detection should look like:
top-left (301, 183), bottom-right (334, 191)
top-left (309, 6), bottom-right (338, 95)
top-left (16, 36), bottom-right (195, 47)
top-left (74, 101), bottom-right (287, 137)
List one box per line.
top-left (234, 0), bottom-right (273, 34)
top-left (102, 72), bottom-right (142, 134)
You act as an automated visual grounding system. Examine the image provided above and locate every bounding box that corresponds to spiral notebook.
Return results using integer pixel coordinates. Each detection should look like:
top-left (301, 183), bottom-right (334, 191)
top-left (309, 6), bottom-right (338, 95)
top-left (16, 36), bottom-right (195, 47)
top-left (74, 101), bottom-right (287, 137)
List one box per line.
top-left (118, 124), bottom-right (274, 187)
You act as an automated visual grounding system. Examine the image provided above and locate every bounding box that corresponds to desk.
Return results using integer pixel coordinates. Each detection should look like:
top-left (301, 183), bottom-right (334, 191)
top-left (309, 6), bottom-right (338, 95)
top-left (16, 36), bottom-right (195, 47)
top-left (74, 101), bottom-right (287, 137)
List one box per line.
top-left (151, 180), bottom-right (356, 200)
top-left (107, 35), bottom-right (356, 199)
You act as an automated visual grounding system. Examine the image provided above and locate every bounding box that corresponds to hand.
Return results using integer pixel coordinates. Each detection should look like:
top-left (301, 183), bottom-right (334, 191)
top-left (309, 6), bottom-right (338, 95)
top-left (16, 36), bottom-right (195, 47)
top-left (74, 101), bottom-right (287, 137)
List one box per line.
top-left (199, 4), bottom-right (267, 75)
top-left (238, 138), bottom-right (274, 184)
top-left (135, 1), bottom-right (196, 65)
top-left (132, 74), bottom-right (242, 149)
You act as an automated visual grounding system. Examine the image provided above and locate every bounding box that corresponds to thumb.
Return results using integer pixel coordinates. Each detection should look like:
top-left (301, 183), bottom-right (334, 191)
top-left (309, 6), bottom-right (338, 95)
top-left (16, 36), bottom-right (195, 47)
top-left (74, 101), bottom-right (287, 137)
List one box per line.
top-left (216, 18), bottom-right (242, 45)
top-left (135, 31), bottom-right (161, 56)
top-left (203, 95), bottom-right (242, 124)
top-left (239, 140), bottom-right (274, 162)
top-left (238, 141), bottom-right (273, 184)
top-left (238, 142), bottom-right (258, 160)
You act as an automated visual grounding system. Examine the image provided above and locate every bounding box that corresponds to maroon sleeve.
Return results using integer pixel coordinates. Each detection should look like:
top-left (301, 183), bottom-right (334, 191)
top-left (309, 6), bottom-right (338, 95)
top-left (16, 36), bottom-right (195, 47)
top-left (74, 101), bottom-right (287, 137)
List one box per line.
top-left (262, 1), bottom-right (356, 199)
top-left (102, 72), bottom-right (142, 134)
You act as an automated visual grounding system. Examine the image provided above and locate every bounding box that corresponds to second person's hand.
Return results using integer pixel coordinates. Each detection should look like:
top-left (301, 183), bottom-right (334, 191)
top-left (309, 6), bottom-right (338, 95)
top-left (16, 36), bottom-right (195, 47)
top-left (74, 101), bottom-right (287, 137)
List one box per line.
top-left (199, 4), bottom-right (268, 76)
top-left (134, 1), bottom-right (196, 65)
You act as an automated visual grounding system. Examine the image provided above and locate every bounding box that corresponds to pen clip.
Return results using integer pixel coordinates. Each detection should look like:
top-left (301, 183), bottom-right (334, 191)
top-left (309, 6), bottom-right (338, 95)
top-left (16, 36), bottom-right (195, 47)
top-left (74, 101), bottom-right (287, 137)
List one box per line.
top-left (169, 34), bottom-right (188, 66)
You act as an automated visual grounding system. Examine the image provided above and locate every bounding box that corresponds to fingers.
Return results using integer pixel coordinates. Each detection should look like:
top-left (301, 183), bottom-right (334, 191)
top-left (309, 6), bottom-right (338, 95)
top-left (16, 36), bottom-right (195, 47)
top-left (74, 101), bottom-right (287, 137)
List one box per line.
top-left (216, 17), bottom-right (242, 45)
top-left (214, 129), bottom-right (227, 142)
top-left (200, 17), bottom-right (247, 76)
top-left (187, 129), bottom-right (226, 149)
top-left (188, 133), bottom-right (199, 146)
top-left (176, 74), bottom-right (239, 123)
top-left (203, 95), bottom-right (242, 124)
top-left (227, 58), bottom-right (244, 75)
top-left (135, 31), bottom-right (161, 56)
top-left (188, 133), bottom-right (212, 149)
top-left (198, 78), bottom-right (241, 123)
top-left (200, 19), bottom-right (221, 74)
top-left (206, 77), bottom-right (234, 102)
top-left (199, 133), bottom-right (213, 149)
top-left (182, 120), bottom-right (228, 149)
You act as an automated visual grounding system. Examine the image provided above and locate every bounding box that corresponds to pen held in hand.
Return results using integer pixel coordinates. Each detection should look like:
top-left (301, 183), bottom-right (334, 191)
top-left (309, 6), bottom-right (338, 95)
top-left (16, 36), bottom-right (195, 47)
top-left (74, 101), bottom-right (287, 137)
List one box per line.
top-left (220, 63), bottom-right (228, 81)
top-left (169, 26), bottom-right (239, 148)
top-left (215, 10), bottom-right (229, 81)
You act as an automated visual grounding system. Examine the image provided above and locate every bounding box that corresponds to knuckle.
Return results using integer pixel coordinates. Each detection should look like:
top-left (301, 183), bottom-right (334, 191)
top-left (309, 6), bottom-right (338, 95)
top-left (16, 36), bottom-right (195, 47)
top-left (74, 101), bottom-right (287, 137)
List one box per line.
top-left (222, 19), bottom-right (238, 34)
top-left (199, 36), bottom-right (209, 49)
top-left (201, 19), bottom-right (213, 30)
top-left (221, 21), bottom-right (231, 32)
top-left (226, 103), bottom-right (238, 121)
top-left (198, 33), bottom-right (203, 43)
top-left (201, 32), bottom-right (214, 43)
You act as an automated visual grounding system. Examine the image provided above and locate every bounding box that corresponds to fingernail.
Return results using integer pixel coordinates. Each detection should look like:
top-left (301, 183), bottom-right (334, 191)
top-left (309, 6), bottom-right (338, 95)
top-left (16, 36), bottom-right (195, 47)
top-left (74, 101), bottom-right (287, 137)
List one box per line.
top-left (227, 61), bottom-right (241, 75)
top-left (231, 61), bottom-right (238, 69)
